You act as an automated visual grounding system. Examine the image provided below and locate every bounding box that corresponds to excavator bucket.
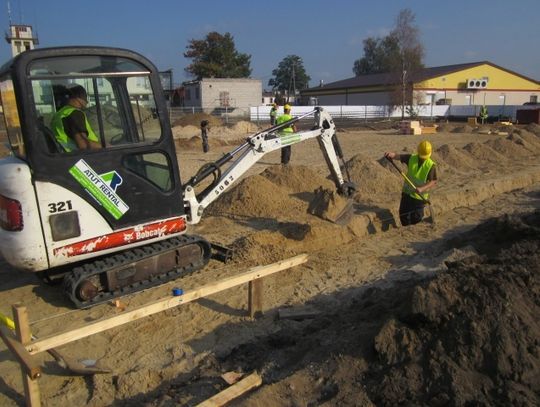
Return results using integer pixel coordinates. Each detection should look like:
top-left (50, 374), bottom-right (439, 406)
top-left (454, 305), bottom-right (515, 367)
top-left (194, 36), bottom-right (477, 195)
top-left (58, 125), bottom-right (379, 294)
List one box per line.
top-left (307, 187), bottom-right (355, 225)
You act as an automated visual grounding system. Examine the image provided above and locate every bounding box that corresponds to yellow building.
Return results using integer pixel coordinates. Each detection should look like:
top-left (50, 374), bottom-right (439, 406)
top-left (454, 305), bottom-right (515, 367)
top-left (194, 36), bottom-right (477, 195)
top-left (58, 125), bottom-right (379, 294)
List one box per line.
top-left (302, 61), bottom-right (539, 107)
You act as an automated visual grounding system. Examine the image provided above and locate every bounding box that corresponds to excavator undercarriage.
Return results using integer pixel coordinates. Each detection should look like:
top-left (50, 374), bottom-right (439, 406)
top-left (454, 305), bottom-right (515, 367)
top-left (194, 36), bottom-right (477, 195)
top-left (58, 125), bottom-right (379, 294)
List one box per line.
top-left (62, 235), bottom-right (211, 308)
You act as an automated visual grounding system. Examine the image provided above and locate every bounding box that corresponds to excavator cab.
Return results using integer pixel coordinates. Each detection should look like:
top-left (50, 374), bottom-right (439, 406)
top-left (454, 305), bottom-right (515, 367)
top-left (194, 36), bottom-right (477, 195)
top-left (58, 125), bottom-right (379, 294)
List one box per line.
top-left (0, 47), bottom-right (188, 273)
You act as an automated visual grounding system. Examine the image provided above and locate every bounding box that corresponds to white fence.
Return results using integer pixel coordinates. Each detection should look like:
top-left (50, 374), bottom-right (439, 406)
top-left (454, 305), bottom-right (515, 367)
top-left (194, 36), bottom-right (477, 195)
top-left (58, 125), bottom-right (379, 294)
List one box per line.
top-left (249, 104), bottom-right (538, 122)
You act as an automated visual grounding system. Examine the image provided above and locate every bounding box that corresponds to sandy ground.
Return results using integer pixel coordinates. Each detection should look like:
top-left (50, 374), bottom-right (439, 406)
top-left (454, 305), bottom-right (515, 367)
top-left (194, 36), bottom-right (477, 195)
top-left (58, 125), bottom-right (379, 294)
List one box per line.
top-left (1, 121), bottom-right (540, 406)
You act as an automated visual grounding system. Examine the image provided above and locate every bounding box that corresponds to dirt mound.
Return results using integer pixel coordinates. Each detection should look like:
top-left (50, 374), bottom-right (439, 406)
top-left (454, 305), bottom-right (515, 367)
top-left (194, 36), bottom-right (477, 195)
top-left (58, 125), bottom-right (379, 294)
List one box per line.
top-left (232, 230), bottom-right (299, 265)
top-left (172, 124), bottom-right (200, 139)
top-left (206, 174), bottom-right (306, 220)
top-left (462, 141), bottom-right (508, 163)
top-left (162, 212), bottom-right (540, 406)
top-left (260, 165), bottom-right (334, 194)
top-left (511, 129), bottom-right (540, 151)
top-left (346, 154), bottom-right (402, 203)
top-left (485, 134), bottom-right (535, 157)
top-left (231, 121), bottom-right (260, 134)
top-left (172, 113), bottom-right (221, 128)
top-left (524, 123), bottom-right (540, 137)
top-left (451, 124), bottom-right (474, 133)
top-left (434, 144), bottom-right (477, 172)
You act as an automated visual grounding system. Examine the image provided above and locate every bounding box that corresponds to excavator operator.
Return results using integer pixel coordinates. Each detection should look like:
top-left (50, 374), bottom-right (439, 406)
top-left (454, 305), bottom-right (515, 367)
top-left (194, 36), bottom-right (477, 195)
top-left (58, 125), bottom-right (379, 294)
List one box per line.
top-left (51, 85), bottom-right (102, 152)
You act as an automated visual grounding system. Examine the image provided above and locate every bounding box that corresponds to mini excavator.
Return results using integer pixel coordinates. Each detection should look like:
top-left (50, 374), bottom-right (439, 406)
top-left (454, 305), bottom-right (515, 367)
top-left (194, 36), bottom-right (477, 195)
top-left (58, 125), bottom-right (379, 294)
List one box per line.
top-left (0, 47), bottom-right (355, 308)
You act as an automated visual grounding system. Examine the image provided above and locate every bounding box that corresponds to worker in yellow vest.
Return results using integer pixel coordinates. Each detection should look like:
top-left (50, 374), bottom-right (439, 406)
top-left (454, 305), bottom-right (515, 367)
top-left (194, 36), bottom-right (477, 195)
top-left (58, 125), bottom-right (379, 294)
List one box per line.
top-left (276, 104), bottom-right (297, 165)
top-left (51, 85), bottom-right (101, 151)
top-left (479, 105), bottom-right (488, 124)
top-left (384, 140), bottom-right (437, 226)
top-left (269, 103), bottom-right (278, 126)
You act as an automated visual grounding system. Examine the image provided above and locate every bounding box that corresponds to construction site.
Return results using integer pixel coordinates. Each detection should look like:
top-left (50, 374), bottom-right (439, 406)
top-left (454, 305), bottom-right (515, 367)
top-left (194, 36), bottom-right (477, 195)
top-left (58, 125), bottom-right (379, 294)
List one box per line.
top-left (0, 109), bottom-right (539, 405)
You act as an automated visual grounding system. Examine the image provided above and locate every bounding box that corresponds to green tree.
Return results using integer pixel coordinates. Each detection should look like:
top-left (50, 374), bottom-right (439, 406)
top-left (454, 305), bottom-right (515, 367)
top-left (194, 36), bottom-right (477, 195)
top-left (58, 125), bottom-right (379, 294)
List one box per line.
top-left (352, 9), bottom-right (425, 118)
top-left (184, 32), bottom-right (252, 79)
top-left (353, 36), bottom-right (400, 75)
top-left (268, 55), bottom-right (311, 99)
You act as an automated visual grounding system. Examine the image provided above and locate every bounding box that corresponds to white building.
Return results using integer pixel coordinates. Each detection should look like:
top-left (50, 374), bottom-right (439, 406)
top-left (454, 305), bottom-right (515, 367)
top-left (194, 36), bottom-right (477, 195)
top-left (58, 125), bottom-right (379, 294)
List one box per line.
top-left (183, 78), bottom-right (262, 116)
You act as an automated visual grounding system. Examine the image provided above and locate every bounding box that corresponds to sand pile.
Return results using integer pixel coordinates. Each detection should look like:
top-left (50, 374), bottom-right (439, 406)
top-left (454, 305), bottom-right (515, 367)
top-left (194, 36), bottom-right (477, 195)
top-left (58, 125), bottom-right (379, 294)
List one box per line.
top-left (462, 141), bottom-right (507, 163)
top-left (346, 154), bottom-right (402, 202)
top-left (451, 124), bottom-right (474, 133)
top-left (514, 128), bottom-right (540, 145)
top-left (260, 165), bottom-right (335, 195)
top-left (434, 144), bottom-right (476, 172)
top-left (172, 113), bottom-right (221, 128)
top-left (206, 174), bottom-right (306, 220)
top-left (485, 135), bottom-right (534, 157)
top-left (172, 122), bottom-right (259, 145)
top-left (525, 123), bottom-right (540, 137)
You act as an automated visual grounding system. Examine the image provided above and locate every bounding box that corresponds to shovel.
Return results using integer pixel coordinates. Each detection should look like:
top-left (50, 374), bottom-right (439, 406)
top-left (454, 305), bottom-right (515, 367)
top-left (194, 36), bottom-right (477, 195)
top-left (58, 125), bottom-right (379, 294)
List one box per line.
top-left (385, 156), bottom-right (435, 225)
top-left (0, 311), bottom-right (111, 375)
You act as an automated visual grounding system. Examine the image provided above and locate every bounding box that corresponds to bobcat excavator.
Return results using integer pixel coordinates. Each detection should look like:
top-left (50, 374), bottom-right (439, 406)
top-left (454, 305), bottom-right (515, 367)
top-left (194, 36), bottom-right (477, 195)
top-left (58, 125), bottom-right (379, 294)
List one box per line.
top-left (0, 46), bottom-right (355, 308)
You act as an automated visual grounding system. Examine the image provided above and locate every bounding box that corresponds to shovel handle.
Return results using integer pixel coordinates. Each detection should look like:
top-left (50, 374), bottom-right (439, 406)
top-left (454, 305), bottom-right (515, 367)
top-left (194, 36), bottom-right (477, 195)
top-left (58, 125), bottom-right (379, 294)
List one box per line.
top-left (0, 311), bottom-right (16, 331)
top-left (385, 156), bottom-right (431, 205)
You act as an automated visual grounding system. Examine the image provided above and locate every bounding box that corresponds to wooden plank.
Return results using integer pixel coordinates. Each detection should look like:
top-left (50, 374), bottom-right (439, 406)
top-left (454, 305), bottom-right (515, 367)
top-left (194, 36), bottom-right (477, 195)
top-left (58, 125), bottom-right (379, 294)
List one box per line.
top-left (247, 279), bottom-right (263, 318)
top-left (27, 254), bottom-right (308, 355)
top-left (13, 305), bottom-right (41, 407)
top-left (0, 325), bottom-right (41, 380)
top-left (196, 372), bottom-right (262, 407)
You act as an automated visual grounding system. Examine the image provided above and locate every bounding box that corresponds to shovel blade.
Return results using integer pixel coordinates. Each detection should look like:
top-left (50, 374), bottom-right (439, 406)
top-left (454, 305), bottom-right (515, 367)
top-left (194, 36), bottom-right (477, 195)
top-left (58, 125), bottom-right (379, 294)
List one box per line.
top-left (48, 348), bottom-right (111, 375)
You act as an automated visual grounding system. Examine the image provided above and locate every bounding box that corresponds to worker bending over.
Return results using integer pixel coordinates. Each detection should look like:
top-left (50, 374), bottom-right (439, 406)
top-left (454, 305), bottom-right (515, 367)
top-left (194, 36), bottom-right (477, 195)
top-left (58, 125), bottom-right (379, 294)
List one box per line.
top-left (384, 140), bottom-right (437, 226)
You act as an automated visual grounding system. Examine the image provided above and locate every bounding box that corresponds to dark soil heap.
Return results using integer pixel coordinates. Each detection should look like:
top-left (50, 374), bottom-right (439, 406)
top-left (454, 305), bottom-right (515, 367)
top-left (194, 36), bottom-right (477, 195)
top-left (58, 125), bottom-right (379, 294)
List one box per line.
top-left (152, 212), bottom-right (540, 406)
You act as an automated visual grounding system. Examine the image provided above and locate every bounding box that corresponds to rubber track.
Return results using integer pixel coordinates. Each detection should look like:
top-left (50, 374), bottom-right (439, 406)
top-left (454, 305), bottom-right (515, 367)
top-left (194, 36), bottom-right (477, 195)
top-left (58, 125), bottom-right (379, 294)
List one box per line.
top-left (63, 235), bottom-right (211, 309)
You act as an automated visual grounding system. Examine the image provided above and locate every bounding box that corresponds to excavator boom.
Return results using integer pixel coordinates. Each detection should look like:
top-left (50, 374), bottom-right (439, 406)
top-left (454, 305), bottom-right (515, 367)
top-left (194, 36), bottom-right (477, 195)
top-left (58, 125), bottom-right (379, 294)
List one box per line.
top-left (183, 107), bottom-right (355, 224)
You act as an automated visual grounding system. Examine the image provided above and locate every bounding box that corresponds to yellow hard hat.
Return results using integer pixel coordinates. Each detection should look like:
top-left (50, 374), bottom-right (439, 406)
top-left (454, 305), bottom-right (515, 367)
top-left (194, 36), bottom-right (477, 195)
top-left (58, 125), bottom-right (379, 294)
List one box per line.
top-left (417, 140), bottom-right (432, 159)
top-left (284, 104), bottom-right (291, 111)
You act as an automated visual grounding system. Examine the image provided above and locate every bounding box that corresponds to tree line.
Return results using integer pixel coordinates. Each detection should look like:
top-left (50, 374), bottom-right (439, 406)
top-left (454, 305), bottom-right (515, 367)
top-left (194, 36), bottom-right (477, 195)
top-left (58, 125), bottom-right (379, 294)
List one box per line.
top-left (184, 8), bottom-right (424, 109)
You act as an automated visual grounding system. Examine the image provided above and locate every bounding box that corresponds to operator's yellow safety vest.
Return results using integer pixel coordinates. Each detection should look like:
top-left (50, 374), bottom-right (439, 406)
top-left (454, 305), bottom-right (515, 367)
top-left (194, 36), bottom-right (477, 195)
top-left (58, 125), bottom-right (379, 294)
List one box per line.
top-left (276, 113), bottom-right (294, 135)
top-left (51, 105), bottom-right (98, 152)
top-left (270, 108), bottom-right (277, 118)
top-left (403, 154), bottom-right (435, 201)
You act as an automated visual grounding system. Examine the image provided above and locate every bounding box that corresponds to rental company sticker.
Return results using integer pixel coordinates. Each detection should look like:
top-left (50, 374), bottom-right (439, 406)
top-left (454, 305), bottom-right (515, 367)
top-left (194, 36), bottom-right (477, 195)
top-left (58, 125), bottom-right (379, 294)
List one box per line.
top-left (69, 159), bottom-right (129, 220)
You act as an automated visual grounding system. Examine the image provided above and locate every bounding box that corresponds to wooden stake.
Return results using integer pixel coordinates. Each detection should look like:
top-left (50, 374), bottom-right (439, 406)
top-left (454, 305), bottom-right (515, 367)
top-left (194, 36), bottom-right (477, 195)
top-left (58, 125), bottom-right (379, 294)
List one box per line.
top-left (13, 305), bottom-right (41, 407)
top-left (0, 325), bottom-right (41, 380)
top-left (248, 279), bottom-right (263, 318)
top-left (196, 372), bottom-right (262, 407)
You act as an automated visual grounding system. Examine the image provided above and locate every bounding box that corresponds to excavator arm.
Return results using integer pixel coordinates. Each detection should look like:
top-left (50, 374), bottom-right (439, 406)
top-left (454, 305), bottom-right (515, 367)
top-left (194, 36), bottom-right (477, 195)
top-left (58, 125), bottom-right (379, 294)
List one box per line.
top-left (183, 107), bottom-right (356, 225)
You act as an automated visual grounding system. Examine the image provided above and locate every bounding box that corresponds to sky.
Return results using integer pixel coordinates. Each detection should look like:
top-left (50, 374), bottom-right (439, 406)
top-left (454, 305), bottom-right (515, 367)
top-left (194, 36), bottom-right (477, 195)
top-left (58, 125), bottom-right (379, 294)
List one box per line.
top-left (1, 0), bottom-right (539, 89)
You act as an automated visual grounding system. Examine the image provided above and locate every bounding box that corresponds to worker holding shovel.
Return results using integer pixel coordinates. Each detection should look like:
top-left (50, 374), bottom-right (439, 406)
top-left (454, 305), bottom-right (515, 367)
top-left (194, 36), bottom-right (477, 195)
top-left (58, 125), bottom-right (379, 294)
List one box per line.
top-left (384, 140), bottom-right (437, 226)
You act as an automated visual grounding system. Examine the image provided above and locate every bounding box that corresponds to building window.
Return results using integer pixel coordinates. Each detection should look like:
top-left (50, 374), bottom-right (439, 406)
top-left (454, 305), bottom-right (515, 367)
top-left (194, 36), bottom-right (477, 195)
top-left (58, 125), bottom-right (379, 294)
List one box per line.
top-left (219, 91), bottom-right (230, 107)
top-left (195, 88), bottom-right (199, 99)
top-left (185, 89), bottom-right (191, 100)
top-left (531, 95), bottom-right (538, 104)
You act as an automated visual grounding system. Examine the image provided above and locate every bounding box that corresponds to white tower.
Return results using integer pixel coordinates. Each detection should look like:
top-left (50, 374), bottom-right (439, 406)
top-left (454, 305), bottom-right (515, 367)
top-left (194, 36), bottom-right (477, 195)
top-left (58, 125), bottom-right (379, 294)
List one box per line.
top-left (4, 1), bottom-right (39, 57)
top-left (5, 23), bottom-right (39, 57)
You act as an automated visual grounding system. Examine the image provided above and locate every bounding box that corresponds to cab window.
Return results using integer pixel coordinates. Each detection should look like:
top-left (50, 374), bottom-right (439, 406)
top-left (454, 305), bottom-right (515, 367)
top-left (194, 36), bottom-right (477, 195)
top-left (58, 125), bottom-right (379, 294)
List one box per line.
top-left (28, 55), bottom-right (162, 153)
